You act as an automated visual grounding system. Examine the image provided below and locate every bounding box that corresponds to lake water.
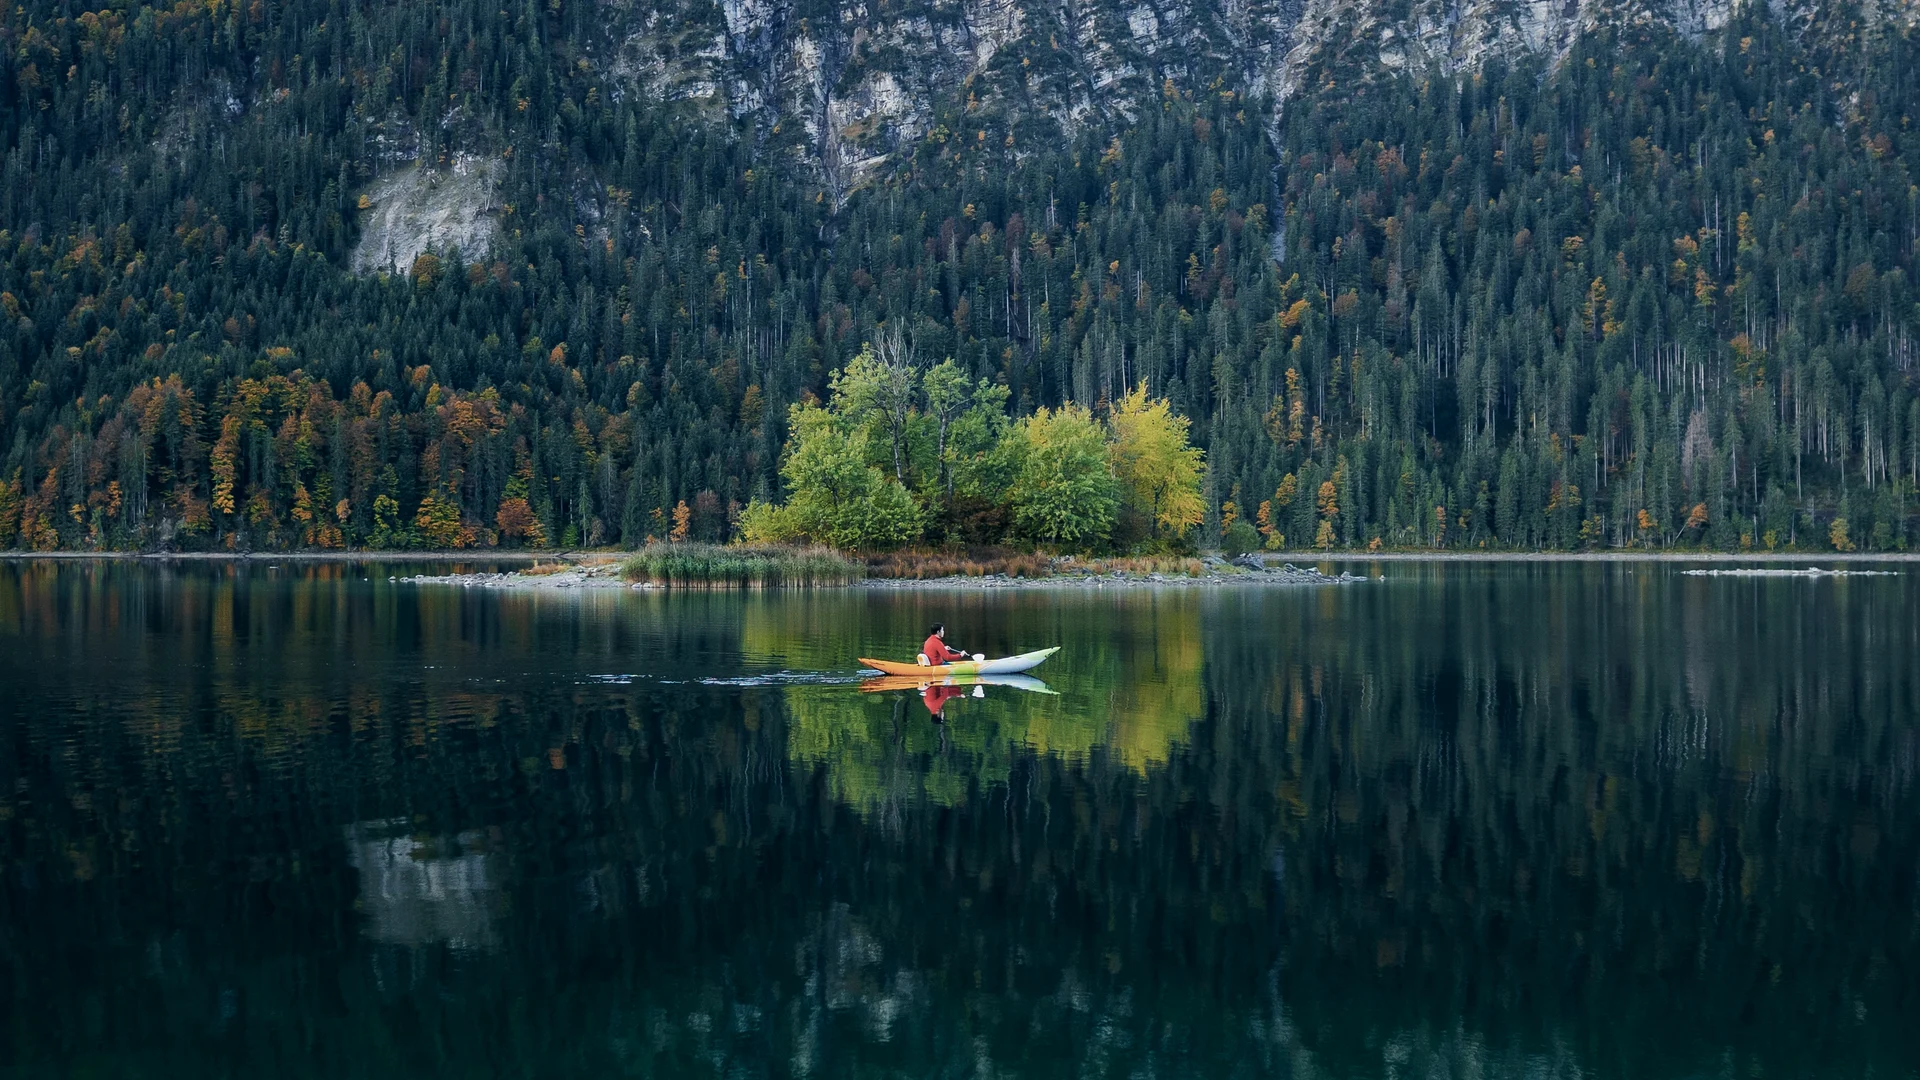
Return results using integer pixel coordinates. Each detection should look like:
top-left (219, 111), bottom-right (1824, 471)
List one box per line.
top-left (1, 559), bottom-right (1916, 1078)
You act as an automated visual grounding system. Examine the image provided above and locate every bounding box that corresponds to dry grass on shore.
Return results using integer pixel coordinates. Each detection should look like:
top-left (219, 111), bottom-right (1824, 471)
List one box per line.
top-left (862, 547), bottom-right (1054, 580)
top-left (1079, 555), bottom-right (1208, 577)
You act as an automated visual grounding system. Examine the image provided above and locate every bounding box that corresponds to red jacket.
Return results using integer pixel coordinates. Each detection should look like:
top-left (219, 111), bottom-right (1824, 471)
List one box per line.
top-left (923, 635), bottom-right (966, 665)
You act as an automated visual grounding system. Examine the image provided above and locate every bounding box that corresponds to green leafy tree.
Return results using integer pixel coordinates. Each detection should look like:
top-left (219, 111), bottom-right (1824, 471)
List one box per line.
top-left (1221, 519), bottom-right (1261, 556)
top-left (750, 402), bottom-right (921, 548)
top-left (832, 329), bottom-right (919, 483)
top-left (947, 382), bottom-right (1015, 499)
top-left (369, 494), bottom-right (410, 550)
top-left (1009, 405), bottom-right (1117, 547)
top-left (922, 359), bottom-right (974, 499)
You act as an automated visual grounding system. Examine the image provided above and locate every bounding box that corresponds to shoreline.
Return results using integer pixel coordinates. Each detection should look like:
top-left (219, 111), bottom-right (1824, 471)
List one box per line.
top-left (4, 549), bottom-right (1916, 563)
top-left (3, 549), bottom-right (1913, 593)
top-left (1256, 550), bottom-right (1920, 562)
top-left (397, 560), bottom-right (1369, 591)
top-left (0, 549), bottom-right (563, 561)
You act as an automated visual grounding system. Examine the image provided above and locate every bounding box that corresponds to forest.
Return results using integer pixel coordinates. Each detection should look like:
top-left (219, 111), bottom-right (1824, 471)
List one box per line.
top-left (1, 1), bottom-right (1917, 551)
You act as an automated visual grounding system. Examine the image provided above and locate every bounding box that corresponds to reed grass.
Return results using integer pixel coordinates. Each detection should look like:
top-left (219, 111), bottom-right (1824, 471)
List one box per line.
top-left (620, 544), bottom-right (1207, 586)
top-left (620, 543), bottom-right (863, 588)
top-left (1080, 555), bottom-right (1208, 577)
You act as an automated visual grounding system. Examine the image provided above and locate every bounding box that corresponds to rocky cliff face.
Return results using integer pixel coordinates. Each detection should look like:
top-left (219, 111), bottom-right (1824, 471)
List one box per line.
top-left (346, 0), bottom-right (1916, 273)
top-left (593, 0), bottom-right (1311, 189)
top-left (1282, 0), bottom-right (1918, 97)
top-left (589, 0), bottom-right (1916, 181)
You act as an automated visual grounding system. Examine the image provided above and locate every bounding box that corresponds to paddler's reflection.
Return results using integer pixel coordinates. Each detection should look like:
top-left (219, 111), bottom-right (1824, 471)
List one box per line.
top-left (922, 682), bottom-right (965, 718)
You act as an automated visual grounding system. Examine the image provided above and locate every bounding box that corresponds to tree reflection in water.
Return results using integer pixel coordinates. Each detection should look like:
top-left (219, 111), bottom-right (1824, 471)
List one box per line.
top-left (0, 560), bottom-right (1915, 1077)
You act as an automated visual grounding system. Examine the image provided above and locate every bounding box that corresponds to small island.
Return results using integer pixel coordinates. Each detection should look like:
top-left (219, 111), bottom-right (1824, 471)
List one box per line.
top-left (401, 543), bottom-right (1364, 590)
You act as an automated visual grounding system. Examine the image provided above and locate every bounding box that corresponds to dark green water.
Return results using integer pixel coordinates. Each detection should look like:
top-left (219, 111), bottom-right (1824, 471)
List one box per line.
top-left (2, 560), bottom-right (1916, 1078)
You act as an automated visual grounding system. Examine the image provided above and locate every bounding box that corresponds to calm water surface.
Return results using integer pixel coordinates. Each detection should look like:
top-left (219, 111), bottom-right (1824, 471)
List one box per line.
top-left (1, 559), bottom-right (1916, 1078)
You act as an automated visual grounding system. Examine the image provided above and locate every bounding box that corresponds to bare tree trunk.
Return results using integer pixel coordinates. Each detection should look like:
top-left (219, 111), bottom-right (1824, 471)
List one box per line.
top-left (872, 323), bottom-right (917, 481)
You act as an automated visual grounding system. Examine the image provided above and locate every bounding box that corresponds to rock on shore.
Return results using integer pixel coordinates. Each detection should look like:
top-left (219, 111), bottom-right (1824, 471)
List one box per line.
top-left (863, 556), bottom-right (1363, 589)
top-left (400, 562), bottom-right (639, 589)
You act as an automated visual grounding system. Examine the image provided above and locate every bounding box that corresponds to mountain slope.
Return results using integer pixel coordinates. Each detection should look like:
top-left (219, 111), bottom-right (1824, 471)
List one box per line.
top-left (1, 1), bottom-right (1917, 552)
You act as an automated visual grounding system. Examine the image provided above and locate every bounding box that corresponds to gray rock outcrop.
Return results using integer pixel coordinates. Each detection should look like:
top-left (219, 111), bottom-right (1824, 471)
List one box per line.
top-left (350, 153), bottom-right (500, 276)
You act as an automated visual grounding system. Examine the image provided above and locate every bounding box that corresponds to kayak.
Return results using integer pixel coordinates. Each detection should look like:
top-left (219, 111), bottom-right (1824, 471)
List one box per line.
top-left (858, 646), bottom-right (1059, 677)
top-left (859, 672), bottom-right (1058, 695)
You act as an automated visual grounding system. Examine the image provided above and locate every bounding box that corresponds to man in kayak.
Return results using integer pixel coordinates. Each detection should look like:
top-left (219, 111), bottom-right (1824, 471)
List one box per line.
top-left (921, 623), bottom-right (973, 667)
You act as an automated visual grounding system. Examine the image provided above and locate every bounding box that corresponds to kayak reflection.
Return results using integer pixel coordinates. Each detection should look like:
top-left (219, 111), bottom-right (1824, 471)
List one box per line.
top-left (778, 590), bottom-right (1205, 815)
top-left (859, 672), bottom-right (1059, 718)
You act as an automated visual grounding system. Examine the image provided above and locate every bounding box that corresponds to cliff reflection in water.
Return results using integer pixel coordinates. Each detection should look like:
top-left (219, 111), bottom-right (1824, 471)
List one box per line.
top-left (344, 820), bottom-right (505, 951)
top-left (0, 560), bottom-right (1915, 1077)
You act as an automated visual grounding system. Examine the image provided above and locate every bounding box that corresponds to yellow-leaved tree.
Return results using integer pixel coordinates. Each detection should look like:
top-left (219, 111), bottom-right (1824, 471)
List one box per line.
top-left (1106, 383), bottom-right (1205, 546)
